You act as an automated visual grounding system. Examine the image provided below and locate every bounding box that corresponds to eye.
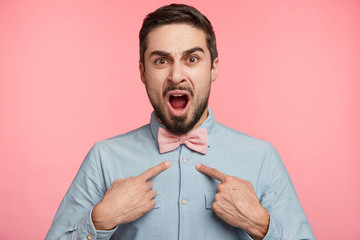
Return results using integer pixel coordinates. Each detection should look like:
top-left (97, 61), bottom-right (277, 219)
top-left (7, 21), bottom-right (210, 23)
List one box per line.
top-left (155, 58), bottom-right (168, 65)
top-left (186, 56), bottom-right (198, 63)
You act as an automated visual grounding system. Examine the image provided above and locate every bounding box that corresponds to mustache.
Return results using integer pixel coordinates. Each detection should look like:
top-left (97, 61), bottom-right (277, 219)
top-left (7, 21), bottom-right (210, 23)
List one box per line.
top-left (163, 86), bottom-right (194, 98)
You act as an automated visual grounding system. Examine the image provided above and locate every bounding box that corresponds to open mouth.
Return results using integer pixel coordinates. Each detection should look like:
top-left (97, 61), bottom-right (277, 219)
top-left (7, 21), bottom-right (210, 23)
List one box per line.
top-left (169, 94), bottom-right (188, 110)
top-left (166, 90), bottom-right (191, 117)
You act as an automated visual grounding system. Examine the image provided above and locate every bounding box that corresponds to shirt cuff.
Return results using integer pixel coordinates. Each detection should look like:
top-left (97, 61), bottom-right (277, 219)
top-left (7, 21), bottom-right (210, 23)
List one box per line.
top-left (244, 213), bottom-right (285, 240)
top-left (90, 207), bottom-right (118, 240)
top-left (63, 208), bottom-right (118, 240)
top-left (262, 213), bottom-right (285, 240)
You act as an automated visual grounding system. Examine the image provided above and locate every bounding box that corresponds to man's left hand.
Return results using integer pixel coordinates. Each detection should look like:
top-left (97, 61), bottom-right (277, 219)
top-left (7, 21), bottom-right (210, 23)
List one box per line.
top-left (196, 164), bottom-right (270, 240)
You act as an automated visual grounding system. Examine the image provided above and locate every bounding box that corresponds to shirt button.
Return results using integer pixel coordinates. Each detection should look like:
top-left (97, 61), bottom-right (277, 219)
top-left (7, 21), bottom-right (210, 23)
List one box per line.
top-left (182, 158), bottom-right (187, 164)
top-left (87, 234), bottom-right (93, 240)
top-left (181, 198), bottom-right (187, 205)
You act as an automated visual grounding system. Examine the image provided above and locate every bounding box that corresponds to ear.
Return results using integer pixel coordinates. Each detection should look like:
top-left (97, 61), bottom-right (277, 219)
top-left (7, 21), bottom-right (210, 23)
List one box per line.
top-left (139, 61), bottom-right (146, 84)
top-left (210, 57), bottom-right (219, 82)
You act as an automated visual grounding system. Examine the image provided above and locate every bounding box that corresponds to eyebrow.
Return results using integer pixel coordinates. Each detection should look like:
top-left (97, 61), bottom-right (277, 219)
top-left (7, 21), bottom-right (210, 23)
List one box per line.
top-left (184, 47), bottom-right (204, 56)
top-left (149, 50), bottom-right (171, 58)
top-left (149, 47), bottom-right (205, 58)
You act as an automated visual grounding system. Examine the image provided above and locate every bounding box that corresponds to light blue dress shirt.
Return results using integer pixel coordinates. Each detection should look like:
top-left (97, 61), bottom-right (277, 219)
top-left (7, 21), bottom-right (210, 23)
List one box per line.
top-left (46, 109), bottom-right (315, 240)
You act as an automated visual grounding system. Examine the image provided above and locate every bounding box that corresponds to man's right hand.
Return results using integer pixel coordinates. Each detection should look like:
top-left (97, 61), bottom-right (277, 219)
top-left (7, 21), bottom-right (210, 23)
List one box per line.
top-left (91, 161), bottom-right (171, 230)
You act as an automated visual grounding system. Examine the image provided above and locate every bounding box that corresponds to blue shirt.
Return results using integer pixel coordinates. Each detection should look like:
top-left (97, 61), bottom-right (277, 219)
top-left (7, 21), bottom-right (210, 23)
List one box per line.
top-left (46, 109), bottom-right (315, 240)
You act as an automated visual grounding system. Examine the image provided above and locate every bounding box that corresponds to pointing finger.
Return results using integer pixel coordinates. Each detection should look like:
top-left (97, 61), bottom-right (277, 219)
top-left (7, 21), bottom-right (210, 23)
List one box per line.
top-left (140, 161), bottom-right (171, 181)
top-left (196, 164), bottom-right (227, 182)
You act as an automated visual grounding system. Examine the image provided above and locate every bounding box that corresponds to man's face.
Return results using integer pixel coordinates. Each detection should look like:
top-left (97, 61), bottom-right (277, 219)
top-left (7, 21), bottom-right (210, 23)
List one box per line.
top-left (140, 23), bottom-right (218, 135)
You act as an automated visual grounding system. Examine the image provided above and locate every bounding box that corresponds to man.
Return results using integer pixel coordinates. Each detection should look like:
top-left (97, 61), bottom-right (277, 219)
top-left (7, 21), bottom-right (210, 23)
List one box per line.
top-left (46, 4), bottom-right (315, 240)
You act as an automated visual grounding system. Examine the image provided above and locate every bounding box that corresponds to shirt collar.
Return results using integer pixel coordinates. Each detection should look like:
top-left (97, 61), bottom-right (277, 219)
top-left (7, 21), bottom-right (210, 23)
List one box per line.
top-left (150, 108), bottom-right (216, 150)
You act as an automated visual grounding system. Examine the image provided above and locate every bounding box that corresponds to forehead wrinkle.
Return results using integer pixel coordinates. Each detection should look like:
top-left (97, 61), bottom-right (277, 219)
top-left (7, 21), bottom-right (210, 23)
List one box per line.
top-left (145, 24), bottom-right (209, 60)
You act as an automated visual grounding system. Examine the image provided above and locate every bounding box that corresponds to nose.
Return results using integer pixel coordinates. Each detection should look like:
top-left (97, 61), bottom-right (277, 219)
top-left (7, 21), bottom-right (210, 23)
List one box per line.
top-left (169, 61), bottom-right (186, 84)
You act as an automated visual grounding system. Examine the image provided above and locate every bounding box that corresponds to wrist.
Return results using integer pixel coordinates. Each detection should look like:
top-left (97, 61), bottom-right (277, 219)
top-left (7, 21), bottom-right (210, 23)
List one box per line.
top-left (91, 202), bottom-right (117, 231)
top-left (246, 207), bottom-right (270, 240)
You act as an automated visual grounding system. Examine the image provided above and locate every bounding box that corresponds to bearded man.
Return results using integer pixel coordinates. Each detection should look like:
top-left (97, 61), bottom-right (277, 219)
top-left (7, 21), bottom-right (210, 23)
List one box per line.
top-left (46, 4), bottom-right (315, 240)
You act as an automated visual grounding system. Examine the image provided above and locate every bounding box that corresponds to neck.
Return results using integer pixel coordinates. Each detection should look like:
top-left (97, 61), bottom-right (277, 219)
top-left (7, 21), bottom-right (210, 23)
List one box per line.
top-left (155, 107), bottom-right (209, 135)
top-left (191, 107), bottom-right (209, 131)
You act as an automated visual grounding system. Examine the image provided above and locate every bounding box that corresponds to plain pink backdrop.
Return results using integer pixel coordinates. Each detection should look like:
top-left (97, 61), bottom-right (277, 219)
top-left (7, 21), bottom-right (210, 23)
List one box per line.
top-left (1, 0), bottom-right (359, 239)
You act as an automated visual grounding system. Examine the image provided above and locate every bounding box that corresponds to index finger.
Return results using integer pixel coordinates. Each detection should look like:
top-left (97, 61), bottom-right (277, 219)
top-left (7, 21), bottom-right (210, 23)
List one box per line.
top-left (140, 161), bottom-right (171, 181)
top-left (196, 164), bottom-right (227, 182)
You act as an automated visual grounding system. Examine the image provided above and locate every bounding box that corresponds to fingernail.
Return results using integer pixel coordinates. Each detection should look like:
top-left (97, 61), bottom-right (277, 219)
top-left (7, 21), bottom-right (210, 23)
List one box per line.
top-left (165, 161), bottom-right (171, 167)
top-left (196, 164), bottom-right (201, 170)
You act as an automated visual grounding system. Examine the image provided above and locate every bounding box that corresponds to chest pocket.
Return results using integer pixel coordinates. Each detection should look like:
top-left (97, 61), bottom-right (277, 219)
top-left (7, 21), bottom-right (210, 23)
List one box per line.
top-left (111, 193), bottom-right (162, 240)
top-left (204, 193), bottom-right (248, 239)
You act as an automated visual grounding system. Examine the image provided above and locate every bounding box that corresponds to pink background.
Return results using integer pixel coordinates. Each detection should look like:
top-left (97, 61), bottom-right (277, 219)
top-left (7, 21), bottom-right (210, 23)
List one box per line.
top-left (1, 0), bottom-right (359, 239)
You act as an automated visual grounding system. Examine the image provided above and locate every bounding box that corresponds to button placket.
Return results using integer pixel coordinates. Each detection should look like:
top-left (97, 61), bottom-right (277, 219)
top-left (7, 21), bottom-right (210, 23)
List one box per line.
top-left (178, 145), bottom-right (191, 240)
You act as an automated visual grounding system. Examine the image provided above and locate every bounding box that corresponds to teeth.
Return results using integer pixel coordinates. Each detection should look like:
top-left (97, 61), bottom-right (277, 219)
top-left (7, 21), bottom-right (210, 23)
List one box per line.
top-left (171, 94), bottom-right (185, 97)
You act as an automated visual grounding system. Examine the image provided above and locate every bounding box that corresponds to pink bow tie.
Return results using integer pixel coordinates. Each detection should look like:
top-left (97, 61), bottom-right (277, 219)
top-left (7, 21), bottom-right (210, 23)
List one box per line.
top-left (157, 127), bottom-right (208, 154)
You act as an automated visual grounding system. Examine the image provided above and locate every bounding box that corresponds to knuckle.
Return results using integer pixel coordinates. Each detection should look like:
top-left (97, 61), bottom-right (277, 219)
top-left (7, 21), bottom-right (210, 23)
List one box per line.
top-left (151, 199), bottom-right (156, 208)
top-left (246, 181), bottom-right (253, 188)
top-left (212, 202), bottom-right (219, 211)
top-left (147, 168), bottom-right (155, 176)
top-left (145, 199), bottom-right (156, 211)
top-left (132, 176), bottom-right (142, 183)
top-left (113, 178), bottom-right (124, 185)
top-left (224, 175), bottom-right (232, 183)
top-left (126, 176), bottom-right (136, 183)
top-left (243, 179), bottom-right (251, 186)
top-left (140, 184), bottom-right (148, 191)
top-left (155, 166), bottom-right (163, 174)
top-left (149, 190), bottom-right (157, 198)
top-left (214, 193), bottom-right (220, 201)
top-left (209, 169), bottom-right (216, 176)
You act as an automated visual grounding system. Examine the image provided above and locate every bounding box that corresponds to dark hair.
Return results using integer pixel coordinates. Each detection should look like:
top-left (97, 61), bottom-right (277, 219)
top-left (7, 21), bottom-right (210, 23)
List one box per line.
top-left (139, 4), bottom-right (218, 65)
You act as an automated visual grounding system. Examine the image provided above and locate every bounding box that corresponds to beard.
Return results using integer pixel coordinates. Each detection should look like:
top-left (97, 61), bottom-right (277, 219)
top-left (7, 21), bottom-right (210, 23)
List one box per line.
top-left (149, 86), bottom-right (211, 135)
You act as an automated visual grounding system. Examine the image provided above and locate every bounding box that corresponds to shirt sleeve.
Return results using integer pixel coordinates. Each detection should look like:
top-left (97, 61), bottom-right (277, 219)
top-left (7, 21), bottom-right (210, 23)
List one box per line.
top-left (259, 143), bottom-right (316, 240)
top-left (45, 144), bottom-right (116, 240)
